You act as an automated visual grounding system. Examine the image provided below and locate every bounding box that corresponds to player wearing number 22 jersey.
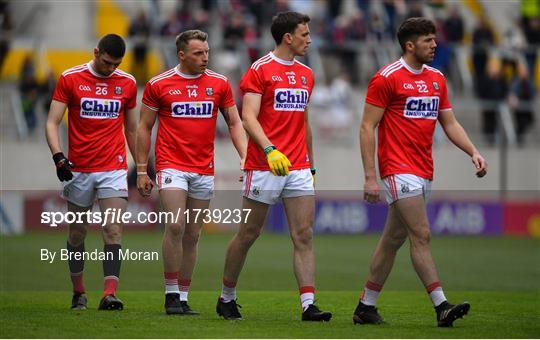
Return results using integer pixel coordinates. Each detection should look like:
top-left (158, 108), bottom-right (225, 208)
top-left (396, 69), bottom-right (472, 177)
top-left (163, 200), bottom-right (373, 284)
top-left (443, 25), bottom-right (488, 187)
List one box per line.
top-left (365, 56), bottom-right (452, 181)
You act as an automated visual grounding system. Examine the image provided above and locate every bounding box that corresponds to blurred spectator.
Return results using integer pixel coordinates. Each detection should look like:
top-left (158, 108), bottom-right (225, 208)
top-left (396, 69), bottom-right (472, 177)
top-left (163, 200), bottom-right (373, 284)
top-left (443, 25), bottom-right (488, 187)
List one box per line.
top-left (311, 72), bottom-right (354, 140)
top-left (160, 12), bottom-right (183, 37)
top-left (382, 0), bottom-right (398, 36)
top-left (356, 0), bottom-right (371, 16)
top-left (326, 0), bottom-right (342, 25)
top-left (476, 59), bottom-right (507, 145)
top-left (40, 70), bottom-right (57, 115)
top-left (223, 12), bottom-right (246, 51)
top-left (244, 20), bottom-right (260, 63)
top-left (444, 6), bottom-right (464, 43)
top-left (500, 25), bottom-right (526, 80)
top-left (190, 9), bottom-right (210, 32)
top-left (472, 16), bottom-right (495, 80)
top-left (508, 63), bottom-right (536, 146)
top-left (431, 18), bottom-right (451, 74)
top-left (405, 0), bottom-right (424, 19)
top-left (522, 16), bottom-right (540, 78)
top-left (347, 9), bottom-right (368, 41)
top-left (0, 0), bottom-right (12, 71)
top-left (19, 56), bottom-right (39, 133)
top-left (129, 10), bottom-right (151, 83)
top-left (368, 12), bottom-right (389, 41)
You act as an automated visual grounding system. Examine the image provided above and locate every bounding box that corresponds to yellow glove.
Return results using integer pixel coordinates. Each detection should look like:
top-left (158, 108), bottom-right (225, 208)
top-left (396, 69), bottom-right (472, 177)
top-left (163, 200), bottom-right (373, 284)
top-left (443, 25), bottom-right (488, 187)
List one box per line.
top-left (265, 146), bottom-right (291, 176)
top-left (311, 168), bottom-right (316, 187)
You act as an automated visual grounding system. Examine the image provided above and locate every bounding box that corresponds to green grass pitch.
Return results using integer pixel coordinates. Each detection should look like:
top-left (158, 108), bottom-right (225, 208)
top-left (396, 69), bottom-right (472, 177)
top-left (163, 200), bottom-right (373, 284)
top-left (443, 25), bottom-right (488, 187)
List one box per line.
top-left (1, 232), bottom-right (539, 338)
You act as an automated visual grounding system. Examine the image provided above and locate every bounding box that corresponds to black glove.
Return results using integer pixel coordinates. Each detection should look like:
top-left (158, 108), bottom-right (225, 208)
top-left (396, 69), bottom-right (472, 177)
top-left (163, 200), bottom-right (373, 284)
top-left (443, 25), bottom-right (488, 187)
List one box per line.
top-left (53, 152), bottom-right (75, 182)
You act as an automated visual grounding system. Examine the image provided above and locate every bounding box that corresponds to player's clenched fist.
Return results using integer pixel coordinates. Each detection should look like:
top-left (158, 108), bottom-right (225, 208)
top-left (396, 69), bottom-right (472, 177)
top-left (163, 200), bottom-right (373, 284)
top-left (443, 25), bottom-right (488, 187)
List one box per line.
top-left (265, 146), bottom-right (291, 176)
top-left (137, 173), bottom-right (154, 197)
top-left (52, 152), bottom-right (75, 182)
top-left (471, 152), bottom-right (487, 178)
top-left (363, 178), bottom-right (380, 204)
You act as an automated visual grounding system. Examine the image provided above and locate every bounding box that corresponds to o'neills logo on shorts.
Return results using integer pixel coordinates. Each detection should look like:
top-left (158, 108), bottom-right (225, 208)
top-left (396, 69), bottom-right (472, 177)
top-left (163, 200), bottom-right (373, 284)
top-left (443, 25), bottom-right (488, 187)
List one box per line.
top-left (273, 88), bottom-right (308, 111)
top-left (403, 96), bottom-right (439, 119)
top-left (80, 98), bottom-right (121, 119)
top-left (171, 101), bottom-right (213, 118)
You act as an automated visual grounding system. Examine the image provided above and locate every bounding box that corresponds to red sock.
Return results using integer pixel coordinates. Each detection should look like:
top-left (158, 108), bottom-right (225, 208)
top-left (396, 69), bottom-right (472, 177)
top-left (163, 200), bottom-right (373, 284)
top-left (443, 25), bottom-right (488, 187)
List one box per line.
top-left (104, 276), bottom-right (119, 296)
top-left (71, 273), bottom-right (85, 294)
top-left (300, 286), bottom-right (315, 311)
top-left (178, 278), bottom-right (191, 291)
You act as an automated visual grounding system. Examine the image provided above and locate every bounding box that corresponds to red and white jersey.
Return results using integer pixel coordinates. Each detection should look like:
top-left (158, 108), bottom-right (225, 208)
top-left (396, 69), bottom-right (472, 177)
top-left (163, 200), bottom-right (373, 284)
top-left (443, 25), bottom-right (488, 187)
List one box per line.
top-left (240, 52), bottom-right (314, 171)
top-left (142, 67), bottom-right (235, 175)
top-left (53, 62), bottom-right (137, 172)
top-left (365, 57), bottom-right (452, 180)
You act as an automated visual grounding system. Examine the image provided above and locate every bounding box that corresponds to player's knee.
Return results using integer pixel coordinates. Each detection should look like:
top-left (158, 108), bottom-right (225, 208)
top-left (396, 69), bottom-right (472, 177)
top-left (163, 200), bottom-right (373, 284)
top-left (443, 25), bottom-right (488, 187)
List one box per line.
top-left (291, 226), bottom-right (313, 248)
top-left (237, 227), bottom-right (261, 246)
top-left (183, 230), bottom-right (200, 246)
top-left (386, 232), bottom-right (407, 250)
top-left (102, 224), bottom-right (122, 243)
top-left (68, 228), bottom-right (87, 246)
top-left (410, 228), bottom-right (431, 246)
top-left (166, 222), bottom-right (185, 240)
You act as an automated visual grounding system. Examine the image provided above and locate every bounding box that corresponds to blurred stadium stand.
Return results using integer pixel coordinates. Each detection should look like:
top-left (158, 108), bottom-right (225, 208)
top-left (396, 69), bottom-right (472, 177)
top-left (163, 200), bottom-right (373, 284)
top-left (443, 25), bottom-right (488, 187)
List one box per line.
top-left (0, 0), bottom-right (538, 236)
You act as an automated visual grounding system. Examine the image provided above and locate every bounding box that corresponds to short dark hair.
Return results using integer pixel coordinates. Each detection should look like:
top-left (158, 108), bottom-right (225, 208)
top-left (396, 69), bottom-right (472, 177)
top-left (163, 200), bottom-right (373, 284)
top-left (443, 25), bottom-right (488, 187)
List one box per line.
top-left (270, 11), bottom-right (310, 45)
top-left (176, 29), bottom-right (208, 53)
top-left (397, 17), bottom-right (436, 52)
top-left (97, 34), bottom-right (126, 58)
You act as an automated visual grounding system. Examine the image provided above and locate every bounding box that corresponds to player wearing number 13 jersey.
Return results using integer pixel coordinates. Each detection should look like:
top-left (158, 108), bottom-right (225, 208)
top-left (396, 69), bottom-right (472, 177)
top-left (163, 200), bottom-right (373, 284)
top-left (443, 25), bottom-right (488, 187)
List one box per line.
top-left (216, 12), bottom-right (332, 323)
top-left (136, 30), bottom-right (246, 315)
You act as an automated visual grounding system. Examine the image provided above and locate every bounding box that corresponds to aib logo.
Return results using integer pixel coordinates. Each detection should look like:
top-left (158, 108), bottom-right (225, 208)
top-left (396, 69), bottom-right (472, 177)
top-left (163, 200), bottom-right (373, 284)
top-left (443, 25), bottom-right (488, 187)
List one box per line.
top-left (273, 88), bottom-right (308, 111)
top-left (171, 101), bottom-right (213, 118)
top-left (80, 98), bottom-right (121, 119)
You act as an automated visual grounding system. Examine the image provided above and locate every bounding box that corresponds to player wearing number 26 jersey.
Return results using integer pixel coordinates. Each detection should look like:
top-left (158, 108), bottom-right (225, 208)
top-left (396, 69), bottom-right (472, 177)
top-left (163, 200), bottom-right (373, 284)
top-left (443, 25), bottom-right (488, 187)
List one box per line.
top-left (45, 34), bottom-right (138, 312)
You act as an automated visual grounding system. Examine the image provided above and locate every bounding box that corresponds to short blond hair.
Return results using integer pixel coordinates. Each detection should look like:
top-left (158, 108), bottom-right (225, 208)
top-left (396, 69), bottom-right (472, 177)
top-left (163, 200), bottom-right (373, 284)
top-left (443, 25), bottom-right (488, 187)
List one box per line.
top-left (176, 30), bottom-right (208, 53)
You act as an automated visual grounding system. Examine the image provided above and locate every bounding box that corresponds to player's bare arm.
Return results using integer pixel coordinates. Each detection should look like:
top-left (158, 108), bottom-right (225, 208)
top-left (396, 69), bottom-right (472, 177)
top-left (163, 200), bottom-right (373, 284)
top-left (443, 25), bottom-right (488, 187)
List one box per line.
top-left (359, 103), bottom-right (385, 203)
top-left (136, 105), bottom-right (158, 197)
top-left (438, 109), bottom-right (487, 177)
top-left (304, 108), bottom-right (315, 171)
top-left (241, 93), bottom-right (273, 148)
top-left (45, 100), bottom-right (68, 155)
top-left (124, 107), bottom-right (138, 163)
top-left (45, 100), bottom-right (75, 182)
top-left (243, 93), bottom-right (291, 176)
top-left (221, 105), bottom-right (247, 161)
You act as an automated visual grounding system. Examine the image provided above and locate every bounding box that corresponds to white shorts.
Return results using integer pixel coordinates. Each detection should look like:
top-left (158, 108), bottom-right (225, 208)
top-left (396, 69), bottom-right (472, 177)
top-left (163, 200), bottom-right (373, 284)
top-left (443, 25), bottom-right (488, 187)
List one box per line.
top-left (61, 170), bottom-right (128, 208)
top-left (243, 169), bottom-right (314, 205)
top-left (382, 174), bottom-right (432, 205)
top-left (157, 168), bottom-right (214, 200)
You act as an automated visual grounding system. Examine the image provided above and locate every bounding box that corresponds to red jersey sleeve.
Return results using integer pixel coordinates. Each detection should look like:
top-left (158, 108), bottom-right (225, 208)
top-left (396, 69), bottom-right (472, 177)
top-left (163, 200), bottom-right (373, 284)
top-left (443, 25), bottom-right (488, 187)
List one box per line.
top-left (125, 80), bottom-right (138, 109)
top-left (239, 67), bottom-right (264, 95)
top-left (52, 74), bottom-right (72, 104)
top-left (142, 81), bottom-right (159, 111)
top-left (220, 80), bottom-right (235, 108)
top-left (365, 73), bottom-right (393, 109)
top-left (439, 76), bottom-right (452, 111)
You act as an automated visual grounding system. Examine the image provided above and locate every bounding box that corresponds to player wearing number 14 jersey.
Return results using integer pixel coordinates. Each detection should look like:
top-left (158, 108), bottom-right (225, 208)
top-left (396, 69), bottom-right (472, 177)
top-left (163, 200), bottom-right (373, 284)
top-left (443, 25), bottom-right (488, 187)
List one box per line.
top-left (136, 30), bottom-right (246, 315)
